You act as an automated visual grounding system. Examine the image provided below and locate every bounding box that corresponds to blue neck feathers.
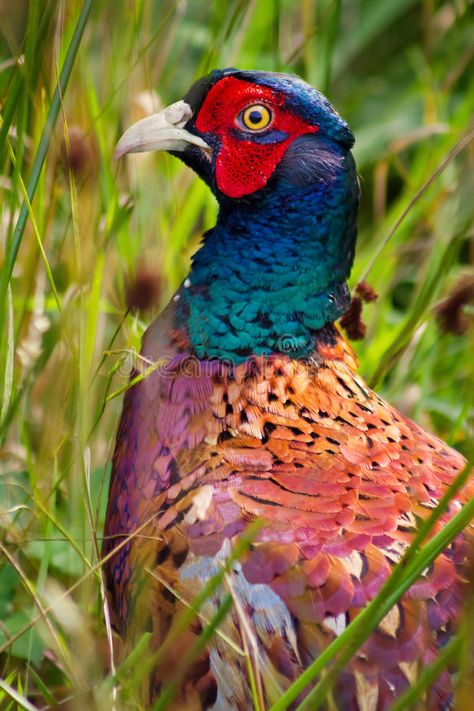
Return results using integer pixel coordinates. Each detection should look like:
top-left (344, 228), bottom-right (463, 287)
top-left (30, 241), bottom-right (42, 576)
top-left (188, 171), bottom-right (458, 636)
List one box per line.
top-left (174, 134), bottom-right (359, 362)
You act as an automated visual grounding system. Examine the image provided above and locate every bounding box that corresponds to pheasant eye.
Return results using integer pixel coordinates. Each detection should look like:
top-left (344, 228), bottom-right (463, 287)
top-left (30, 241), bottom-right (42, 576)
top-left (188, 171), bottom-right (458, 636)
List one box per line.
top-left (240, 104), bottom-right (272, 131)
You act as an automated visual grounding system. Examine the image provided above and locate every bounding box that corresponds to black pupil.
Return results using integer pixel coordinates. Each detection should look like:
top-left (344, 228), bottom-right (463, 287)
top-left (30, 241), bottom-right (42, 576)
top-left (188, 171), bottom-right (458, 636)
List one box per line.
top-left (248, 109), bottom-right (263, 124)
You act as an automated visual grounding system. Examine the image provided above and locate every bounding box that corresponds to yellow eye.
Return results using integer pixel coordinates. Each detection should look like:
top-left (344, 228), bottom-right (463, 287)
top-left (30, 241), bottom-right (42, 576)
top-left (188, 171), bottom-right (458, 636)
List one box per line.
top-left (241, 104), bottom-right (272, 131)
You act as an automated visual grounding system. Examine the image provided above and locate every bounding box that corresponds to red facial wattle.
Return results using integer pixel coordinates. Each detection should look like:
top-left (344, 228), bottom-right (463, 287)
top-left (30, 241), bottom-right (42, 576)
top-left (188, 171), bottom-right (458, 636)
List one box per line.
top-left (195, 77), bottom-right (319, 199)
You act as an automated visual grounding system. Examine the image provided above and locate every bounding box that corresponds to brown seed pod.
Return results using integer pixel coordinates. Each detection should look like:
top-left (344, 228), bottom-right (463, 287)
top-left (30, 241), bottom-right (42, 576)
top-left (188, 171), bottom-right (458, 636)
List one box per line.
top-left (125, 267), bottom-right (162, 313)
top-left (340, 281), bottom-right (378, 340)
top-left (356, 281), bottom-right (378, 303)
top-left (436, 276), bottom-right (474, 335)
top-left (60, 126), bottom-right (97, 179)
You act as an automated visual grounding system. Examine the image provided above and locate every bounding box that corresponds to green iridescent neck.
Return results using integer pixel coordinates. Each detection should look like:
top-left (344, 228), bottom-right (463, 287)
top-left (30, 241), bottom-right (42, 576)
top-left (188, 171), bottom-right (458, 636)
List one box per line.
top-left (175, 137), bottom-right (358, 362)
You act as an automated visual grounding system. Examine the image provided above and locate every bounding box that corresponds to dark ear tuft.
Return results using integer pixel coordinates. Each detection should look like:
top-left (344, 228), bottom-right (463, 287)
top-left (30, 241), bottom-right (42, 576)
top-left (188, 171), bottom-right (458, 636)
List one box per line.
top-left (183, 75), bottom-right (215, 113)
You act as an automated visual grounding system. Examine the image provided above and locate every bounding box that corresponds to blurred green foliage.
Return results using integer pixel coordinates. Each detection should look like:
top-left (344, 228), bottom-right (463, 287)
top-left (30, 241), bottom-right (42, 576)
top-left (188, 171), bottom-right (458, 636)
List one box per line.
top-left (0, 0), bottom-right (473, 708)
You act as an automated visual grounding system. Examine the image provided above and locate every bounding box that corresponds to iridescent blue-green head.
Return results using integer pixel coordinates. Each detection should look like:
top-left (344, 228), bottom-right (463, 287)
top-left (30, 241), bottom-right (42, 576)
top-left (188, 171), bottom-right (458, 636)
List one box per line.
top-left (115, 69), bottom-right (359, 362)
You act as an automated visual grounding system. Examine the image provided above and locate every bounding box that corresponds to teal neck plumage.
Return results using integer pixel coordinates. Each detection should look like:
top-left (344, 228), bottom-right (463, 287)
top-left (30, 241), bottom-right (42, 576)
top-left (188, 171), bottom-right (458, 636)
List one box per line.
top-left (175, 135), bottom-right (358, 363)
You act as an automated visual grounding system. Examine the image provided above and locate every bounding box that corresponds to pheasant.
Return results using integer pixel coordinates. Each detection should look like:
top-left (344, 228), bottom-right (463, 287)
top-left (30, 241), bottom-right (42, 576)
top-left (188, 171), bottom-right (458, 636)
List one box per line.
top-left (103, 69), bottom-right (473, 710)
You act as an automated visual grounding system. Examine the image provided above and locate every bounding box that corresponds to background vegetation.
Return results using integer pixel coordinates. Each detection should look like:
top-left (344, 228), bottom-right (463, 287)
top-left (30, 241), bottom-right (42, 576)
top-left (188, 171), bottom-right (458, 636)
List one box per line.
top-left (0, 0), bottom-right (473, 708)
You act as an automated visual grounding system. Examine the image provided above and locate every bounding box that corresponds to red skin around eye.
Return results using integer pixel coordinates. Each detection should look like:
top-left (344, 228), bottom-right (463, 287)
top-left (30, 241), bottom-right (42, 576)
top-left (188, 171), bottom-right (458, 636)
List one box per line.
top-left (195, 77), bottom-right (319, 199)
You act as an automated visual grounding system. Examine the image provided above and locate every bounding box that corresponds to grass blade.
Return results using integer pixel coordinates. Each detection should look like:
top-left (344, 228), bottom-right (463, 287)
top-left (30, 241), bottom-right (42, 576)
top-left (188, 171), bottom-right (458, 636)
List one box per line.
top-left (0, 0), bottom-right (93, 335)
top-left (388, 633), bottom-right (462, 711)
top-left (0, 678), bottom-right (39, 711)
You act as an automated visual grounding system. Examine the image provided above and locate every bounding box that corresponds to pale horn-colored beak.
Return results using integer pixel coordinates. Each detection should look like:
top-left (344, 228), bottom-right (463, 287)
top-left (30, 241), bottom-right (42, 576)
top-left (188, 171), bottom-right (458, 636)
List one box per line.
top-left (114, 100), bottom-right (211, 160)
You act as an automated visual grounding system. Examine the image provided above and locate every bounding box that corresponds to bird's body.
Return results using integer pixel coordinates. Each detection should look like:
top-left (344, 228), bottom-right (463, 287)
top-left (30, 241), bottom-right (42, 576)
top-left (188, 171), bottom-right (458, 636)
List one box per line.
top-left (104, 69), bottom-right (473, 709)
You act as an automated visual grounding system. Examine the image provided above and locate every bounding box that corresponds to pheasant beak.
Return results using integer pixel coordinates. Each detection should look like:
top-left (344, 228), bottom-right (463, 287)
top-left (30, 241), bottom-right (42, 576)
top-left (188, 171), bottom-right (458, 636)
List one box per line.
top-left (114, 100), bottom-right (211, 160)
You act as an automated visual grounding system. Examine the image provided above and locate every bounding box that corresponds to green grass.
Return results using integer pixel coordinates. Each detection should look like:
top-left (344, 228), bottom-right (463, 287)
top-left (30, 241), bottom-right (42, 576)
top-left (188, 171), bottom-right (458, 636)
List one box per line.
top-left (0, 0), bottom-right (474, 708)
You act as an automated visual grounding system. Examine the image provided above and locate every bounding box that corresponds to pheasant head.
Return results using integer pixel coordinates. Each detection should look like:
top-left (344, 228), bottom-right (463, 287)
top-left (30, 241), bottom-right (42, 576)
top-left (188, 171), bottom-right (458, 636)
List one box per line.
top-left (115, 69), bottom-right (359, 362)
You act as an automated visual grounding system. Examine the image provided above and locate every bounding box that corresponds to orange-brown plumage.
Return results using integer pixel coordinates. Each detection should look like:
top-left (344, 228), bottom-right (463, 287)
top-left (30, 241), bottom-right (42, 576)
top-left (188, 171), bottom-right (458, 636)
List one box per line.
top-left (103, 308), bottom-right (472, 709)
